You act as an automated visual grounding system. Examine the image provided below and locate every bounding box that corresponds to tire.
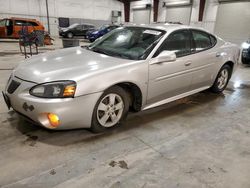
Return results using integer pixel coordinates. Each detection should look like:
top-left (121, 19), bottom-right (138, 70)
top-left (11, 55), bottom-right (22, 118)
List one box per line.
top-left (89, 39), bottom-right (95, 42)
top-left (67, 32), bottom-right (73, 38)
top-left (91, 86), bottom-right (129, 133)
top-left (210, 64), bottom-right (232, 93)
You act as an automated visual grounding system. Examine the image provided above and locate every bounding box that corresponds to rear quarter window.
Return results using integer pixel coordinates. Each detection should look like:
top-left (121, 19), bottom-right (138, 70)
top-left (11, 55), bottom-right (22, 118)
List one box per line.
top-left (210, 35), bottom-right (217, 46)
top-left (191, 30), bottom-right (216, 52)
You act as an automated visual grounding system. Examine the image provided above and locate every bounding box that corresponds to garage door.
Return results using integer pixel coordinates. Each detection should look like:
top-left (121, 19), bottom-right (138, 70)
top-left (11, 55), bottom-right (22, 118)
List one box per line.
top-left (133, 9), bottom-right (151, 24)
top-left (214, 1), bottom-right (250, 45)
top-left (165, 6), bottom-right (192, 25)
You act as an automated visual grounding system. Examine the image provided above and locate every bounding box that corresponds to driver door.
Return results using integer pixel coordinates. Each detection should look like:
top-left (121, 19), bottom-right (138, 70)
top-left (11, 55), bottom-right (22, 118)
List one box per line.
top-left (147, 29), bottom-right (193, 104)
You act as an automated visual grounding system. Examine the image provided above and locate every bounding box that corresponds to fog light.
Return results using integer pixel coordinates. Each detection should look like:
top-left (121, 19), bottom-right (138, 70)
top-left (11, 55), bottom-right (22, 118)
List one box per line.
top-left (47, 113), bottom-right (60, 127)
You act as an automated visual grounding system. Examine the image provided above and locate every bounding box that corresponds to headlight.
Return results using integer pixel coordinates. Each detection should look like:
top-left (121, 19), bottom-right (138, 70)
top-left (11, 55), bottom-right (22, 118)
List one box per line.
top-left (30, 81), bottom-right (76, 98)
top-left (241, 42), bottom-right (250, 49)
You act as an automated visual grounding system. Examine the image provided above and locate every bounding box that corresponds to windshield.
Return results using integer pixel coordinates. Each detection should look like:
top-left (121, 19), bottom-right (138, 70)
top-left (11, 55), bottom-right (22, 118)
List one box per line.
top-left (88, 27), bottom-right (165, 60)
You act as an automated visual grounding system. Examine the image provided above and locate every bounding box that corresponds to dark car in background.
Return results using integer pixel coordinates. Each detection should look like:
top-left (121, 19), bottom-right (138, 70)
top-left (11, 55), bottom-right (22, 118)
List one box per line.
top-left (242, 40), bottom-right (250, 64)
top-left (86, 24), bottom-right (119, 42)
top-left (59, 23), bottom-right (95, 38)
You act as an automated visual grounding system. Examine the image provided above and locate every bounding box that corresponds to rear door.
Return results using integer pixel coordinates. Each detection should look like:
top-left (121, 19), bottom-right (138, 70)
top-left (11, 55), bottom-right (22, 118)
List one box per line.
top-left (188, 29), bottom-right (218, 90)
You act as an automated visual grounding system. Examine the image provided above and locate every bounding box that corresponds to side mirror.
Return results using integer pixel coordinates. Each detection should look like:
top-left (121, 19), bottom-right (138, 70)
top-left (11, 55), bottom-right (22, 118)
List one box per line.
top-left (151, 50), bottom-right (176, 64)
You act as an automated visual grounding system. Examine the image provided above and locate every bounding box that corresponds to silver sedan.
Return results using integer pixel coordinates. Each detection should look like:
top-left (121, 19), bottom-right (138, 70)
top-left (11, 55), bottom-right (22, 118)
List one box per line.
top-left (2, 24), bottom-right (240, 132)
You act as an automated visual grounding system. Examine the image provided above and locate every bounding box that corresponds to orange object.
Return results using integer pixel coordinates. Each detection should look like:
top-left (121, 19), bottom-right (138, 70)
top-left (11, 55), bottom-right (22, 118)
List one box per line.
top-left (0, 17), bottom-right (44, 39)
top-left (47, 113), bottom-right (60, 127)
top-left (44, 33), bottom-right (54, 45)
top-left (63, 85), bottom-right (76, 97)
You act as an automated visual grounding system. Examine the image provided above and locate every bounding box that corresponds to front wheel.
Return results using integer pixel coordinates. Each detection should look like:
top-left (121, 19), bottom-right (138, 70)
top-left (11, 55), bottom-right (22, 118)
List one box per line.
top-left (91, 86), bottom-right (129, 133)
top-left (210, 64), bottom-right (232, 93)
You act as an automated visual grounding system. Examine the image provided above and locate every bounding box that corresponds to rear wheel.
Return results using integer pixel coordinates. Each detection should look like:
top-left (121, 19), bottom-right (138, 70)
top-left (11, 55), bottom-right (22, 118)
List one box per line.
top-left (211, 64), bottom-right (232, 93)
top-left (91, 86), bottom-right (129, 133)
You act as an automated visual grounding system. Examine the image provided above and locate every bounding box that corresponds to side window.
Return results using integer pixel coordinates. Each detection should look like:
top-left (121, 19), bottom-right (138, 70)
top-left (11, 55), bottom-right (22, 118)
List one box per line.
top-left (27, 21), bottom-right (39, 26)
top-left (192, 30), bottom-right (214, 51)
top-left (75, 25), bottom-right (82, 30)
top-left (154, 30), bottom-right (191, 58)
top-left (15, 20), bottom-right (27, 26)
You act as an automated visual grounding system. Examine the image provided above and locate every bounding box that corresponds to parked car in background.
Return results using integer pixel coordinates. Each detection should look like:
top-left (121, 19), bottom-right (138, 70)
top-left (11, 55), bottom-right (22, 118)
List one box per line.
top-left (241, 39), bottom-right (250, 64)
top-left (59, 23), bottom-right (95, 38)
top-left (3, 24), bottom-right (240, 132)
top-left (0, 17), bottom-right (44, 39)
top-left (87, 24), bottom-right (119, 42)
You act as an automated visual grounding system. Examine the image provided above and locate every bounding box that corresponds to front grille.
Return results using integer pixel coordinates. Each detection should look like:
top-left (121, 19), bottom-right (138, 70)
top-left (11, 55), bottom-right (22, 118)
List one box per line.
top-left (7, 80), bottom-right (21, 94)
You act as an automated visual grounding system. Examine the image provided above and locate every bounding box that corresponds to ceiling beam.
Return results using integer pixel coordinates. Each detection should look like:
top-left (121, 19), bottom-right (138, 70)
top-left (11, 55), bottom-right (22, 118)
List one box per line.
top-left (198, 0), bottom-right (206, 21)
top-left (153, 0), bottom-right (159, 22)
top-left (124, 1), bottom-right (130, 22)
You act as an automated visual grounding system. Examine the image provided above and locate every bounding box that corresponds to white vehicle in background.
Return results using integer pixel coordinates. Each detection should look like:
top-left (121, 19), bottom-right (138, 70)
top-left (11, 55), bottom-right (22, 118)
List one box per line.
top-left (3, 23), bottom-right (240, 132)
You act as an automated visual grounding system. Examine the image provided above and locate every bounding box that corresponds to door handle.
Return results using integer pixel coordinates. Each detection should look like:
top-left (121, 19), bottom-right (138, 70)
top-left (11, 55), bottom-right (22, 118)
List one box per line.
top-left (184, 61), bottom-right (192, 66)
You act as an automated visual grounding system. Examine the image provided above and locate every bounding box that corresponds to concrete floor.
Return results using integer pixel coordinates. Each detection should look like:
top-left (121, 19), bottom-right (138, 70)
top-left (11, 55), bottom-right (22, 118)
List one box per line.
top-left (0, 39), bottom-right (250, 188)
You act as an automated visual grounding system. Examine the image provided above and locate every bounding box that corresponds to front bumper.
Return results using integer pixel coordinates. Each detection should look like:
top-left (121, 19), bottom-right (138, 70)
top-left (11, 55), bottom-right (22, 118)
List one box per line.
top-left (3, 76), bottom-right (102, 130)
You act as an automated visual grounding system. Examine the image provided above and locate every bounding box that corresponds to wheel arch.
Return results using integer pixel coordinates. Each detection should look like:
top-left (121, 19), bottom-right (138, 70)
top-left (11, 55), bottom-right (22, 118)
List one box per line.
top-left (222, 61), bottom-right (235, 78)
top-left (106, 82), bottom-right (143, 112)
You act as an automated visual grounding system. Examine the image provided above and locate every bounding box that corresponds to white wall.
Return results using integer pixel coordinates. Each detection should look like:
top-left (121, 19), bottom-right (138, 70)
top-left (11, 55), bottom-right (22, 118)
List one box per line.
top-left (157, 0), bottom-right (219, 33)
top-left (190, 0), bottom-right (219, 33)
top-left (214, 1), bottom-right (250, 45)
top-left (0, 0), bottom-right (124, 36)
top-left (130, 0), bottom-right (154, 23)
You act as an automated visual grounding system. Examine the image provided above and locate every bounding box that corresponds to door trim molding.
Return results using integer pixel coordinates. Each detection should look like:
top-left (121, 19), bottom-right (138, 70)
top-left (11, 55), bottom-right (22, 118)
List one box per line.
top-left (143, 86), bottom-right (209, 110)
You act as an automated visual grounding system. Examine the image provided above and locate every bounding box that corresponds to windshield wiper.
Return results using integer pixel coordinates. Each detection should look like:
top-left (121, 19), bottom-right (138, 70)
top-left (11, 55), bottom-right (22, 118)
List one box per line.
top-left (90, 48), bottom-right (111, 56)
top-left (88, 47), bottom-right (134, 60)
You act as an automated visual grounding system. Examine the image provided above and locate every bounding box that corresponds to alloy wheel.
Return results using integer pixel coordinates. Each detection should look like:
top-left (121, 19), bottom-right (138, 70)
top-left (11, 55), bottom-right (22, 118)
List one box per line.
top-left (217, 69), bottom-right (229, 89)
top-left (97, 93), bottom-right (124, 127)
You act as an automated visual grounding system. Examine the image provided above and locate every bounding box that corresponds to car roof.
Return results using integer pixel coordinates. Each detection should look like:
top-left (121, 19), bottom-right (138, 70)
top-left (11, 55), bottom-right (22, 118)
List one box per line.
top-left (81, 23), bottom-right (94, 26)
top-left (9, 17), bottom-right (38, 22)
top-left (124, 23), bottom-right (209, 33)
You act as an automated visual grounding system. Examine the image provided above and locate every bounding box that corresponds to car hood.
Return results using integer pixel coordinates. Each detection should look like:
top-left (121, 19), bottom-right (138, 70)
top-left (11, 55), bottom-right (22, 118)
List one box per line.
top-left (13, 47), bottom-right (133, 83)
